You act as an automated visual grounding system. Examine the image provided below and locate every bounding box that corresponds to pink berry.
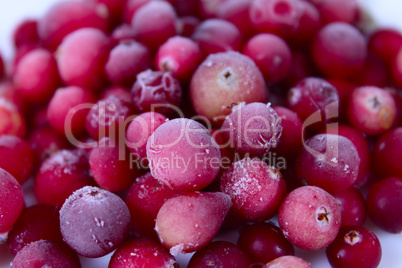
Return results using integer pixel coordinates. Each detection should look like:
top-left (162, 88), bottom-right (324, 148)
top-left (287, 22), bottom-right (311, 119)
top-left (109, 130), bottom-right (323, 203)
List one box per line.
top-left (272, 106), bottom-right (303, 158)
top-left (38, 1), bottom-right (109, 51)
top-left (295, 134), bottom-right (360, 193)
top-left (14, 48), bottom-right (61, 104)
top-left (192, 19), bottom-right (243, 56)
top-left (89, 0), bottom-right (126, 28)
top-left (7, 205), bottom-right (62, 255)
top-left (287, 77), bottom-right (339, 129)
top-left (105, 40), bottom-right (151, 87)
top-left (147, 118), bottom-right (221, 191)
top-left (367, 177), bottom-right (402, 233)
top-left (86, 95), bottom-right (134, 141)
top-left (0, 135), bottom-right (34, 184)
top-left (197, 0), bottom-right (228, 19)
top-left (220, 157), bottom-right (287, 221)
top-left (89, 137), bottom-right (139, 192)
top-left (110, 23), bottom-right (137, 43)
top-left (57, 28), bottom-right (111, 91)
top-left (34, 149), bottom-right (94, 207)
top-left (60, 186), bottom-right (131, 257)
top-left (373, 128), bottom-right (402, 179)
top-left (47, 86), bottom-right (97, 136)
top-left (309, 0), bottom-right (358, 25)
top-left (237, 222), bottom-right (294, 263)
top-left (278, 186), bottom-right (341, 251)
top-left (249, 0), bottom-right (305, 39)
top-left (221, 102), bottom-right (283, 158)
top-left (155, 191), bottom-right (232, 254)
top-left (131, 1), bottom-right (178, 50)
top-left (177, 16), bottom-right (200, 37)
top-left (0, 168), bottom-right (24, 240)
top-left (333, 187), bottom-right (366, 227)
top-left (13, 19), bottom-right (39, 48)
top-left (188, 241), bottom-right (252, 268)
top-left (109, 238), bottom-right (178, 267)
top-left (266, 256), bottom-right (312, 268)
top-left (190, 51), bottom-right (268, 126)
top-left (353, 53), bottom-right (388, 88)
top-left (125, 173), bottom-right (180, 238)
top-left (131, 70), bottom-right (182, 115)
top-left (156, 36), bottom-right (203, 83)
top-left (123, 0), bottom-right (153, 24)
top-left (243, 33), bottom-right (292, 83)
top-left (312, 22), bottom-right (367, 78)
top-left (368, 28), bottom-right (402, 64)
top-left (126, 111), bottom-right (167, 164)
top-left (326, 226), bottom-right (382, 268)
top-left (217, 0), bottom-right (253, 38)
top-left (11, 240), bottom-right (81, 268)
top-left (347, 86), bottom-right (397, 136)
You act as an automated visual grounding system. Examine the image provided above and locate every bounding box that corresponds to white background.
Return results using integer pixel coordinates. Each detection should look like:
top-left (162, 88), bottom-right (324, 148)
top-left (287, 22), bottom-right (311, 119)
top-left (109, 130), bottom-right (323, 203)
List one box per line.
top-left (0, 0), bottom-right (401, 267)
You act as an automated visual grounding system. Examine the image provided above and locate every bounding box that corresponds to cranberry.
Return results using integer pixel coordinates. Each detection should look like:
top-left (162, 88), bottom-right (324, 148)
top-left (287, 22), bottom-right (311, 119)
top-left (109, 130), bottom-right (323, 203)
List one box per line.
top-left (311, 22), bottom-right (367, 78)
top-left (217, 0), bottom-right (253, 38)
top-left (266, 256), bottom-right (312, 268)
top-left (368, 28), bottom-right (402, 64)
top-left (333, 187), bottom-right (366, 227)
top-left (367, 177), bottom-right (402, 233)
top-left (309, 0), bottom-right (358, 25)
top-left (12, 19), bottom-right (39, 48)
top-left (347, 86), bottom-right (397, 136)
top-left (278, 186), bottom-right (341, 251)
top-left (326, 226), bottom-right (382, 268)
top-left (237, 222), bottom-right (294, 263)
top-left (190, 51), bottom-right (267, 126)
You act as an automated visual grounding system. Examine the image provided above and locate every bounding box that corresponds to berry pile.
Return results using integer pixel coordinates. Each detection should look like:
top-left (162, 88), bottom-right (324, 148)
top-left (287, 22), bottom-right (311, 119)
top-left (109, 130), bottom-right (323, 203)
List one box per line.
top-left (0, 0), bottom-right (402, 267)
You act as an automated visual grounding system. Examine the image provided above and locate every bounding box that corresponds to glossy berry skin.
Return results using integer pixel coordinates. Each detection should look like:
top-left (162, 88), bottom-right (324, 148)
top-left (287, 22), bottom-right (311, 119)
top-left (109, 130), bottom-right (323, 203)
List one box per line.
top-left (373, 128), bottom-right (402, 179)
top-left (192, 19), bottom-right (243, 56)
top-left (126, 111), bottom-right (167, 164)
top-left (0, 168), bottom-right (24, 240)
top-left (347, 86), bottom-right (397, 136)
top-left (367, 177), bottom-right (402, 233)
top-left (60, 186), bottom-right (131, 258)
top-left (131, 69), bottom-right (182, 115)
top-left (295, 134), bottom-right (360, 193)
top-left (109, 238), bottom-right (178, 268)
top-left (0, 135), bottom-right (34, 184)
top-left (47, 86), bottom-right (97, 136)
top-left (131, 1), bottom-right (178, 50)
top-left (392, 48), bottom-right (402, 88)
top-left (86, 95), bottom-right (134, 141)
top-left (34, 149), bottom-right (94, 207)
top-left (155, 192), bottom-right (231, 255)
top-left (312, 22), bottom-right (367, 78)
top-left (326, 226), bottom-right (382, 268)
top-left (217, 0), bottom-right (253, 38)
top-left (11, 240), bottom-right (81, 268)
top-left (7, 205), bottom-right (62, 255)
top-left (333, 188), bottom-right (366, 227)
top-left (220, 157), bottom-right (287, 221)
top-left (156, 36), bottom-right (203, 83)
top-left (57, 27), bottom-right (111, 91)
top-left (38, 1), bottom-right (109, 51)
top-left (278, 186), bottom-right (341, 251)
top-left (243, 33), bottom-right (292, 83)
top-left (309, 0), bottom-right (358, 25)
top-left (188, 241), bottom-right (252, 268)
top-left (272, 106), bottom-right (303, 158)
top-left (89, 137), bottom-right (139, 192)
top-left (266, 256), bottom-right (312, 268)
top-left (14, 48), bottom-right (61, 104)
top-left (13, 19), bottom-right (39, 48)
top-left (221, 102), bottom-right (283, 158)
top-left (105, 40), bottom-right (151, 87)
top-left (190, 51), bottom-right (267, 126)
top-left (125, 173), bottom-right (180, 238)
top-left (237, 222), bottom-right (294, 263)
top-left (287, 77), bottom-right (339, 128)
top-left (147, 118), bottom-right (221, 191)
top-left (368, 28), bottom-right (402, 64)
